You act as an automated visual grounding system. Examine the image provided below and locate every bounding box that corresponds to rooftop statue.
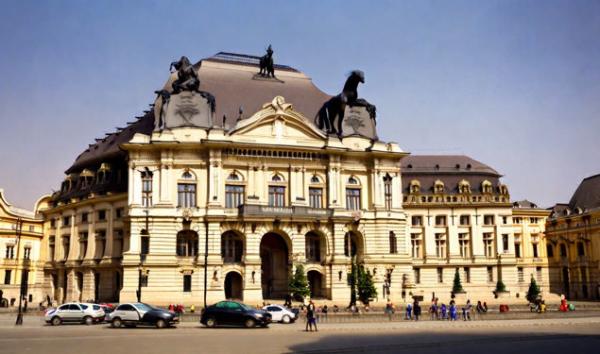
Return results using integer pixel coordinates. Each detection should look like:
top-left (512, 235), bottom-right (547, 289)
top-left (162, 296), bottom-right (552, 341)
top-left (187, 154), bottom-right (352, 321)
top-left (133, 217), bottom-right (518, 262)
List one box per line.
top-left (316, 70), bottom-right (377, 137)
top-left (170, 56), bottom-right (200, 93)
top-left (258, 45), bottom-right (275, 78)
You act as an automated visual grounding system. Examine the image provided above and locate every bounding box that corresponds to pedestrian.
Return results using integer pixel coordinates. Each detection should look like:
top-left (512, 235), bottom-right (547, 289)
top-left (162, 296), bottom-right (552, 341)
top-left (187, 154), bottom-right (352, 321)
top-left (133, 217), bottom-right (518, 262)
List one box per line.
top-left (449, 300), bottom-right (457, 321)
top-left (462, 300), bottom-right (472, 321)
top-left (440, 303), bottom-right (447, 320)
top-left (333, 304), bottom-right (339, 313)
top-left (322, 304), bottom-right (328, 320)
top-left (476, 301), bottom-right (485, 314)
top-left (46, 294), bottom-right (52, 308)
top-left (413, 300), bottom-right (421, 321)
top-left (429, 302), bottom-right (438, 320)
top-left (483, 302), bottom-right (488, 312)
top-left (405, 302), bottom-right (412, 320)
top-left (284, 294), bottom-right (292, 308)
top-left (169, 304), bottom-right (174, 312)
top-left (305, 300), bottom-right (317, 332)
top-left (385, 299), bottom-right (395, 321)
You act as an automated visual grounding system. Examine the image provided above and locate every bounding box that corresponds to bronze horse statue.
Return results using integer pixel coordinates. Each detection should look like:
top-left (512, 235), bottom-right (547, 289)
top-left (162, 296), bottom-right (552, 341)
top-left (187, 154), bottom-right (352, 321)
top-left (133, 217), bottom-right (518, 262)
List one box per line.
top-left (258, 45), bottom-right (275, 78)
top-left (316, 70), bottom-right (376, 135)
top-left (170, 56), bottom-right (200, 93)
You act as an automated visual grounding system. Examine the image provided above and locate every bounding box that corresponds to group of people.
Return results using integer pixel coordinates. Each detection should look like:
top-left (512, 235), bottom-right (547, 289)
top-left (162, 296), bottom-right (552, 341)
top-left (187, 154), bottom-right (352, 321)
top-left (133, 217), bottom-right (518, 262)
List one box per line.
top-left (168, 304), bottom-right (185, 314)
top-left (400, 298), bottom-right (485, 321)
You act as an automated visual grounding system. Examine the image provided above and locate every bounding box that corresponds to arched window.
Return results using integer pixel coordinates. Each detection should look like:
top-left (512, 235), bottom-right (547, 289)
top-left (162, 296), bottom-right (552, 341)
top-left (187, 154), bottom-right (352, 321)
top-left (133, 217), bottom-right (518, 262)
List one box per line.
top-left (384, 174), bottom-right (393, 210)
top-left (227, 172), bottom-right (241, 181)
top-left (481, 180), bottom-right (493, 194)
top-left (409, 180), bottom-right (420, 194)
top-left (559, 243), bottom-right (567, 257)
top-left (310, 175), bottom-right (321, 184)
top-left (348, 176), bottom-right (359, 185)
top-left (434, 180), bottom-right (444, 194)
top-left (305, 232), bottom-right (322, 262)
top-left (344, 232), bottom-right (362, 258)
top-left (221, 231), bottom-right (243, 263)
top-left (309, 175), bottom-right (324, 208)
top-left (346, 177), bottom-right (361, 210)
top-left (178, 170), bottom-right (196, 208)
top-left (458, 180), bottom-right (471, 194)
top-left (176, 230), bottom-right (198, 257)
top-left (272, 174), bottom-right (283, 182)
top-left (225, 172), bottom-right (245, 208)
top-left (269, 173), bottom-right (286, 207)
top-left (141, 169), bottom-right (153, 207)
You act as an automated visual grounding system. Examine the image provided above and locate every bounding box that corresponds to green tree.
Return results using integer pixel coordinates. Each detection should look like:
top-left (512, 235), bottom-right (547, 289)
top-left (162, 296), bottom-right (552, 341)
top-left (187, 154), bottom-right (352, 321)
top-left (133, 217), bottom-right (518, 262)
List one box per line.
top-left (452, 268), bottom-right (464, 294)
top-left (288, 264), bottom-right (310, 300)
top-left (526, 276), bottom-right (541, 303)
top-left (357, 265), bottom-right (377, 306)
top-left (495, 280), bottom-right (507, 293)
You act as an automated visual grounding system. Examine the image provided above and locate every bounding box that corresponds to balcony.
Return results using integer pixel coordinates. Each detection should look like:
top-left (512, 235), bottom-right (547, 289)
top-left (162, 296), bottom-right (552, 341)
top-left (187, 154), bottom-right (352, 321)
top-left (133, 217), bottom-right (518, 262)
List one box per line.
top-left (238, 204), bottom-right (333, 218)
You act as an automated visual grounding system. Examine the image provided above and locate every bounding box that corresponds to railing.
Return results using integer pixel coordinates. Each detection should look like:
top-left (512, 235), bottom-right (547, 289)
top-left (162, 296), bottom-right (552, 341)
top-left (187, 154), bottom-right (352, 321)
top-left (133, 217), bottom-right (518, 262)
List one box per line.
top-left (238, 204), bottom-right (333, 218)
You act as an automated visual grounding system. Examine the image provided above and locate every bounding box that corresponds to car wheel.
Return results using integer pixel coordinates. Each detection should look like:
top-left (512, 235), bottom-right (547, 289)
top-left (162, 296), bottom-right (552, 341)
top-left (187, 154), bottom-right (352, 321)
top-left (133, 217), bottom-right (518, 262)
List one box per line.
top-left (244, 318), bottom-right (256, 328)
top-left (204, 317), bottom-right (217, 328)
top-left (282, 315), bottom-right (291, 324)
top-left (155, 319), bottom-right (167, 329)
top-left (51, 316), bottom-right (62, 326)
top-left (83, 316), bottom-right (93, 326)
top-left (112, 318), bottom-right (122, 328)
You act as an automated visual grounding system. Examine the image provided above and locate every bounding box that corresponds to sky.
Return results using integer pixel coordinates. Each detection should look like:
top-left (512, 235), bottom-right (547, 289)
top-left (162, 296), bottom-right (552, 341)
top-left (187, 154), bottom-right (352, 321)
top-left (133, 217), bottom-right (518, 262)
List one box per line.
top-left (0, 0), bottom-right (599, 209)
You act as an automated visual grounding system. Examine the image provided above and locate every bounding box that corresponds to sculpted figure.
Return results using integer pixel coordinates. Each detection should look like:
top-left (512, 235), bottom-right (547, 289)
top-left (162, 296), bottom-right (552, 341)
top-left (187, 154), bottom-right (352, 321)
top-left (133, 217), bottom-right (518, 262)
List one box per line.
top-left (170, 56), bottom-right (200, 93)
top-left (258, 45), bottom-right (275, 78)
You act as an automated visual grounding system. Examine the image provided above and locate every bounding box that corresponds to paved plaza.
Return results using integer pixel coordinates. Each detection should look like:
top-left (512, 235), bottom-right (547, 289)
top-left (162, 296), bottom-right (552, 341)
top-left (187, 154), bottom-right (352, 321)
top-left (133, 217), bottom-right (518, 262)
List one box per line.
top-left (0, 315), bottom-right (599, 354)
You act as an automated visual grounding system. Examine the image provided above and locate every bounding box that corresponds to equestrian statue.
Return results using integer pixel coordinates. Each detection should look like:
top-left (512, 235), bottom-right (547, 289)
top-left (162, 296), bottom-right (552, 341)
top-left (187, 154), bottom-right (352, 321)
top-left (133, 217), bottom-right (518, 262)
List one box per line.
top-left (258, 45), bottom-right (275, 78)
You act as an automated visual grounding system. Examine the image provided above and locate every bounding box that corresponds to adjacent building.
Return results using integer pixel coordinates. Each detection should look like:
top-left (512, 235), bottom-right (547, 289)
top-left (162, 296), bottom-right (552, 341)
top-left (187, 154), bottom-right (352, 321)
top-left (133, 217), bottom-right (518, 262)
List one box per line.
top-left (546, 174), bottom-right (600, 300)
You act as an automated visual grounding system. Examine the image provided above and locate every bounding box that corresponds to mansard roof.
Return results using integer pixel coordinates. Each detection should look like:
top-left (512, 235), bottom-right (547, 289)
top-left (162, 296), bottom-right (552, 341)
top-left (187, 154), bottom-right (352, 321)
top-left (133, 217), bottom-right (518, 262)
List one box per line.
top-left (568, 174), bottom-right (600, 211)
top-left (401, 155), bottom-right (503, 195)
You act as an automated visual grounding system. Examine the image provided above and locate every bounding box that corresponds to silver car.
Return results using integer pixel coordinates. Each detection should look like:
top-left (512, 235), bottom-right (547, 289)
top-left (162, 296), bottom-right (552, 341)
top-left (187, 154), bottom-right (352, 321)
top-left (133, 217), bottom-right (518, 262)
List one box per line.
top-left (45, 302), bottom-right (105, 326)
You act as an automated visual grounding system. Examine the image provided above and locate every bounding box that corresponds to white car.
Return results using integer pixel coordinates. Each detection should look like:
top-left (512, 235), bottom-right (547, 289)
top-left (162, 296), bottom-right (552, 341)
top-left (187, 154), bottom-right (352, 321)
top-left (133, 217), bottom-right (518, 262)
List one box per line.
top-left (262, 304), bottom-right (296, 324)
top-left (45, 302), bottom-right (105, 326)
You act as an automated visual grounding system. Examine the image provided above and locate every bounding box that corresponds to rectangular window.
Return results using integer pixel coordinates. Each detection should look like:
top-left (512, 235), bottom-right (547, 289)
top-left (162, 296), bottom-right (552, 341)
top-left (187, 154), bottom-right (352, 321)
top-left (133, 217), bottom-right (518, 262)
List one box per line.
top-left (49, 238), bottom-right (55, 261)
top-left (484, 215), bottom-right (494, 225)
top-left (96, 231), bottom-right (106, 259)
top-left (483, 233), bottom-right (494, 258)
top-left (183, 274), bottom-right (192, 292)
top-left (50, 219), bottom-right (56, 228)
top-left (141, 236), bottom-right (150, 256)
top-left (536, 267), bottom-right (542, 282)
top-left (62, 236), bottom-right (70, 260)
top-left (62, 216), bottom-right (70, 226)
top-left (5, 245), bottom-right (14, 259)
top-left (502, 234), bottom-right (509, 253)
top-left (389, 231), bottom-right (397, 254)
top-left (518, 267), bottom-right (524, 282)
top-left (23, 247), bottom-right (31, 260)
top-left (435, 215), bottom-right (447, 226)
top-left (458, 233), bottom-right (470, 258)
top-left (487, 266), bottom-right (494, 282)
top-left (345, 188), bottom-right (361, 210)
top-left (268, 186), bottom-right (286, 207)
top-left (502, 216), bottom-right (508, 224)
top-left (435, 233), bottom-right (446, 258)
top-left (79, 232), bottom-right (88, 259)
top-left (225, 185), bottom-right (245, 208)
top-left (514, 217), bottom-right (522, 224)
top-left (546, 244), bottom-right (554, 258)
top-left (464, 267), bottom-right (470, 283)
top-left (98, 210), bottom-right (106, 221)
top-left (178, 183), bottom-right (197, 208)
top-left (411, 216), bottom-right (423, 226)
top-left (411, 233), bottom-right (422, 258)
top-left (115, 208), bottom-right (124, 219)
top-left (309, 187), bottom-right (323, 209)
top-left (577, 242), bottom-right (585, 256)
top-left (81, 213), bottom-right (88, 223)
top-left (531, 217), bottom-right (539, 224)
top-left (414, 268), bottom-right (421, 284)
top-left (514, 234), bottom-right (522, 258)
top-left (532, 243), bottom-right (539, 258)
top-left (437, 267), bottom-right (443, 283)
top-left (141, 171), bottom-right (153, 207)
top-left (4, 270), bottom-right (11, 285)
top-left (384, 177), bottom-right (392, 210)
top-left (459, 215), bottom-right (470, 226)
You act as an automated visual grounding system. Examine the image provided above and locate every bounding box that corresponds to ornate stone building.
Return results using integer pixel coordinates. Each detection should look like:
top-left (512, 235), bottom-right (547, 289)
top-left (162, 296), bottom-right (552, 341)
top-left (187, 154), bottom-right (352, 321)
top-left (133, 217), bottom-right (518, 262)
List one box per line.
top-left (0, 189), bottom-right (47, 306)
top-left (546, 174), bottom-right (600, 300)
top-left (39, 50), bottom-right (561, 306)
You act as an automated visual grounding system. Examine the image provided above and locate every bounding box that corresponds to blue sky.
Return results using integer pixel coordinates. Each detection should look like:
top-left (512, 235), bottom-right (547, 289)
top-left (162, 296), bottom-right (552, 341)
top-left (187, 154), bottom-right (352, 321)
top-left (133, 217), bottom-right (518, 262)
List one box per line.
top-left (0, 0), bottom-right (599, 209)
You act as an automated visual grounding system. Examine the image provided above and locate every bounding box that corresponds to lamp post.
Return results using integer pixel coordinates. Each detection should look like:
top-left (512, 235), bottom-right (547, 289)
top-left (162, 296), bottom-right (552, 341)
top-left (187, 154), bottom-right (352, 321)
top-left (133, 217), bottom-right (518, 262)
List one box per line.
top-left (14, 218), bottom-right (24, 325)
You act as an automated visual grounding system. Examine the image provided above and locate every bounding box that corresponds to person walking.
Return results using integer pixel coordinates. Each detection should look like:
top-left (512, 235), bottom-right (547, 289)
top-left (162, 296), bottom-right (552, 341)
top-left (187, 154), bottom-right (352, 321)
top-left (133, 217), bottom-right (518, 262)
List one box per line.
top-left (405, 302), bottom-right (412, 320)
top-left (449, 300), bottom-right (458, 321)
top-left (385, 299), bottom-right (395, 321)
top-left (462, 300), bottom-right (472, 321)
top-left (440, 303), bottom-right (447, 320)
top-left (413, 300), bottom-right (421, 321)
top-left (305, 300), bottom-right (317, 332)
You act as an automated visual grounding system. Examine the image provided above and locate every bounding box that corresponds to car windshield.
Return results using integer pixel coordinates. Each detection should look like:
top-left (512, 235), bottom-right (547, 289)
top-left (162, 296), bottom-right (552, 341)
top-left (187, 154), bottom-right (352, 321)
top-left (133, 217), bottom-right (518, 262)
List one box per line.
top-left (134, 303), bottom-right (154, 312)
top-left (238, 303), bottom-right (253, 311)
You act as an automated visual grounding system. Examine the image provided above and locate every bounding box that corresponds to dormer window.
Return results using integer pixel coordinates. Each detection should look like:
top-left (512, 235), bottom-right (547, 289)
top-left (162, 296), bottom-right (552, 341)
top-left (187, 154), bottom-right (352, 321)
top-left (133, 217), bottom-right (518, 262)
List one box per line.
top-left (409, 180), bottom-right (420, 194)
top-left (434, 180), bottom-right (445, 194)
top-left (458, 179), bottom-right (471, 194)
top-left (481, 180), bottom-right (493, 194)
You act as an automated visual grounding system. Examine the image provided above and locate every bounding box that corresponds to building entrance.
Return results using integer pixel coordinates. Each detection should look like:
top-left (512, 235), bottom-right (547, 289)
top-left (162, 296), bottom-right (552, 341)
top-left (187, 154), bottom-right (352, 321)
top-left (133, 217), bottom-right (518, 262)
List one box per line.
top-left (224, 272), bottom-right (243, 300)
top-left (260, 232), bottom-right (289, 299)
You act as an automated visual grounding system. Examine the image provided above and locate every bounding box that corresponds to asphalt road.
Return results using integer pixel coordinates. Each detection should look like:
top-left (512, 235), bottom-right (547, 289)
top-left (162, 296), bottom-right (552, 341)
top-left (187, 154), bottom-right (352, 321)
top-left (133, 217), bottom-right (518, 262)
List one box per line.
top-left (1, 316), bottom-right (599, 354)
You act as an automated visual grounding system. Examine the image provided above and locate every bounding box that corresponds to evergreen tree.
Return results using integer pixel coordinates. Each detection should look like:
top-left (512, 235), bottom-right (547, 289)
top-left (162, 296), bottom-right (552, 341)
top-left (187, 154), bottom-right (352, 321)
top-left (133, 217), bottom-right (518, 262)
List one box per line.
top-left (288, 264), bottom-right (310, 300)
top-left (357, 265), bottom-right (377, 305)
top-left (495, 279), bottom-right (507, 293)
top-left (452, 268), bottom-right (464, 294)
top-left (526, 276), bottom-right (541, 303)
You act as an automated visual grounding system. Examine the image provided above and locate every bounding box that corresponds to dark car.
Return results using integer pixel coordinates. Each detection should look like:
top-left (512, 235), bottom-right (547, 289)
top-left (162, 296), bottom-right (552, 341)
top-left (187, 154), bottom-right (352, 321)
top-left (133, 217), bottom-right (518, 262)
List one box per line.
top-left (200, 301), bottom-right (271, 328)
top-left (107, 303), bottom-right (179, 328)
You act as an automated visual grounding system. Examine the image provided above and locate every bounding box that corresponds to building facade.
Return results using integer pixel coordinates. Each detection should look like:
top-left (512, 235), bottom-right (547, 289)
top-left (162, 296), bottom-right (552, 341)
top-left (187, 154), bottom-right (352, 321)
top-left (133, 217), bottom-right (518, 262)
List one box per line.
top-left (546, 174), bottom-right (600, 300)
top-left (38, 51), bottom-right (562, 306)
top-left (0, 189), bottom-right (47, 306)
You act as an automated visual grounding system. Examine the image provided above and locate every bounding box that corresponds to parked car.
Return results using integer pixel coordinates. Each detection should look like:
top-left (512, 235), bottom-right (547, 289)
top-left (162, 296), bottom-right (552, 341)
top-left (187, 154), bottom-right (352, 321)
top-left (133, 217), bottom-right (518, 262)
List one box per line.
top-left (45, 302), bottom-right (105, 326)
top-left (107, 303), bottom-right (179, 329)
top-left (262, 304), bottom-right (296, 324)
top-left (201, 300), bottom-right (271, 328)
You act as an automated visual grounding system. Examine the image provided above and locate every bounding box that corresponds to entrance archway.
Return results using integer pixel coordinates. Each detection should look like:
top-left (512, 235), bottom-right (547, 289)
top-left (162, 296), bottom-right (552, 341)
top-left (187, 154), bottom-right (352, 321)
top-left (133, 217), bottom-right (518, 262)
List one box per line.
top-left (260, 232), bottom-right (289, 299)
top-left (307, 270), bottom-right (324, 298)
top-left (224, 272), bottom-right (243, 300)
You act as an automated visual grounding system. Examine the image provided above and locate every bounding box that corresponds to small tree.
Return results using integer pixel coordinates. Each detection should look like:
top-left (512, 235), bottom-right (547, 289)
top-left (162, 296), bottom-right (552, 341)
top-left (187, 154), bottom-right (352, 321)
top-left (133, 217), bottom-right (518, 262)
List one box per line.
top-left (495, 280), bottom-right (507, 293)
top-left (288, 264), bottom-right (310, 300)
top-left (357, 265), bottom-right (377, 306)
top-left (452, 268), bottom-right (464, 294)
top-left (526, 276), bottom-right (541, 303)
